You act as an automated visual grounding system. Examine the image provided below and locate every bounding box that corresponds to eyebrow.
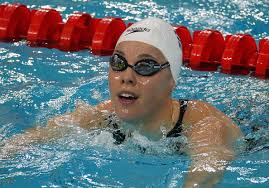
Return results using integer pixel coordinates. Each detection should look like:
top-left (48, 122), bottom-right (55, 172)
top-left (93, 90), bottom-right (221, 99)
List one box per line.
top-left (137, 54), bottom-right (158, 61)
top-left (113, 50), bottom-right (158, 61)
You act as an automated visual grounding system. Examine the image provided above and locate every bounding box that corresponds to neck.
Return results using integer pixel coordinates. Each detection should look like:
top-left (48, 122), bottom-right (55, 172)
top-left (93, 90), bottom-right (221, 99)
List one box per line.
top-left (121, 98), bottom-right (174, 138)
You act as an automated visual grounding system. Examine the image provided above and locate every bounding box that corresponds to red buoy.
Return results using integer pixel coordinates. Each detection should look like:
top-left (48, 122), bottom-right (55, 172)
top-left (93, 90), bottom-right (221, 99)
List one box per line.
top-left (27, 8), bottom-right (63, 48)
top-left (58, 13), bottom-right (93, 51)
top-left (190, 29), bottom-right (224, 71)
top-left (0, 4), bottom-right (7, 17)
top-left (127, 22), bottom-right (133, 27)
top-left (221, 34), bottom-right (257, 75)
top-left (255, 38), bottom-right (269, 78)
top-left (91, 17), bottom-right (126, 56)
top-left (0, 4), bottom-right (30, 41)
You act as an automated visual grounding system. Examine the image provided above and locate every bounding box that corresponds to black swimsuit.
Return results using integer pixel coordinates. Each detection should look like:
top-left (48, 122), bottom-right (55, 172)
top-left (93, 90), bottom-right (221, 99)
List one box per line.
top-left (110, 99), bottom-right (189, 145)
top-left (166, 99), bottom-right (189, 137)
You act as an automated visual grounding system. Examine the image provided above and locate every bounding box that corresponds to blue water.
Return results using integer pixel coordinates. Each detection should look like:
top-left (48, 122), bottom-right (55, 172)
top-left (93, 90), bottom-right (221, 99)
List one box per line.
top-left (0, 0), bottom-right (269, 187)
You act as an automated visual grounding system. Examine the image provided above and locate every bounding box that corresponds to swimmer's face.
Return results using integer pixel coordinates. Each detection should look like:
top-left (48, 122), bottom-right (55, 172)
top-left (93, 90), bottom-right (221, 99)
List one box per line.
top-left (109, 41), bottom-right (175, 123)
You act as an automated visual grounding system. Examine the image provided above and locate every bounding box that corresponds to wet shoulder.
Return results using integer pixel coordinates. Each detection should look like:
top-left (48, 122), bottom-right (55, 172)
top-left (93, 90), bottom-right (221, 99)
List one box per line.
top-left (183, 100), bottom-right (216, 125)
top-left (68, 100), bottom-right (114, 130)
top-left (183, 100), bottom-right (242, 140)
top-left (95, 100), bottom-right (113, 113)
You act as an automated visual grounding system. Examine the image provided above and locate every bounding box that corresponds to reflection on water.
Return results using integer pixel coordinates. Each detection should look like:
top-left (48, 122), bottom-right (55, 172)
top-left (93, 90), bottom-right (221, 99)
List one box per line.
top-left (0, 117), bottom-right (269, 187)
top-left (0, 126), bottom-right (189, 187)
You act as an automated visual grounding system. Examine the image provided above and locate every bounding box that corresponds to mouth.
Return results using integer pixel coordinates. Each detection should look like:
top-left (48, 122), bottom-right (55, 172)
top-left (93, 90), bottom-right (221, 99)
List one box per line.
top-left (117, 91), bottom-right (139, 105)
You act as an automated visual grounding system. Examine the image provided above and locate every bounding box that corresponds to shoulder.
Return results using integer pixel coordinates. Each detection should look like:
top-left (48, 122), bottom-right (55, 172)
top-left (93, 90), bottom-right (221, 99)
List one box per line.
top-left (95, 100), bottom-right (113, 112)
top-left (183, 100), bottom-right (214, 124)
top-left (183, 100), bottom-right (243, 140)
top-left (75, 99), bottom-right (113, 114)
top-left (73, 99), bottom-right (113, 112)
top-left (184, 100), bottom-right (229, 124)
top-left (48, 100), bottom-right (114, 130)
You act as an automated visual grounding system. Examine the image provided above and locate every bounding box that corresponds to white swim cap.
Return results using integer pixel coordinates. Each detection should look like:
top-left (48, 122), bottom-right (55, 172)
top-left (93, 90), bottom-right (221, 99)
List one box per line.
top-left (115, 17), bottom-right (182, 84)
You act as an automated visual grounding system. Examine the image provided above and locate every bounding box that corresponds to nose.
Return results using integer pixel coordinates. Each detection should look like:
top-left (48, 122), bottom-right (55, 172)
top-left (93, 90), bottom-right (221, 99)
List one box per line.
top-left (120, 66), bottom-right (137, 85)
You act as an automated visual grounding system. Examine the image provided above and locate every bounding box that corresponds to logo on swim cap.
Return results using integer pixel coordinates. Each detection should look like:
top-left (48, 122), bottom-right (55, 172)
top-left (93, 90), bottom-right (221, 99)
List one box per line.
top-left (125, 27), bottom-right (151, 36)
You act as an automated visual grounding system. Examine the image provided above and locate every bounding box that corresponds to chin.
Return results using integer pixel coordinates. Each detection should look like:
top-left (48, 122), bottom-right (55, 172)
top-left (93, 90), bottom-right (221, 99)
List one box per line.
top-left (115, 108), bottom-right (142, 123)
top-left (112, 97), bottom-right (145, 122)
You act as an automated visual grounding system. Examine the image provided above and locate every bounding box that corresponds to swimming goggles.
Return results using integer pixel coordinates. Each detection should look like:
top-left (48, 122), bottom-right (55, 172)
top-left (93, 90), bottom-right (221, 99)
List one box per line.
top-left (109, 53), bottom-right (170, 76)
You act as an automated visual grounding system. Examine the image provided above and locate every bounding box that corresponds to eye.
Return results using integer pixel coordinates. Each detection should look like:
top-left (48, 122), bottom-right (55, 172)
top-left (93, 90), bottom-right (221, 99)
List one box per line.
top-left (135, 61), bottom-right (153, 72)
top-left (110, 54), bottom-right (127, 71)
top-left (135, 59), bottom-right (159, 72)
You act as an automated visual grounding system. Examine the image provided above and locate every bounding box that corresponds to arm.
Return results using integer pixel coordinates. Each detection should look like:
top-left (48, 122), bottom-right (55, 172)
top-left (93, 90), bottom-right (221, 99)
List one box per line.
top-left (183, 101), bottom-right (243, 188)
top-left (1, 100), bottom-right (112, 158)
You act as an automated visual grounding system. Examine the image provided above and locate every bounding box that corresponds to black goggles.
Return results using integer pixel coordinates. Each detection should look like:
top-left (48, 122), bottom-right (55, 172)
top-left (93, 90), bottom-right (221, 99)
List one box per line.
top-left (109, 54), bottom-right (170, 76)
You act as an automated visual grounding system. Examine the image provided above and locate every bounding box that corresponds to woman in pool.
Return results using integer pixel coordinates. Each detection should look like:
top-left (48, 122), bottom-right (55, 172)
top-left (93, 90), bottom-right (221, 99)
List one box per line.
top-left (1, 17), bottom-right (242, 188)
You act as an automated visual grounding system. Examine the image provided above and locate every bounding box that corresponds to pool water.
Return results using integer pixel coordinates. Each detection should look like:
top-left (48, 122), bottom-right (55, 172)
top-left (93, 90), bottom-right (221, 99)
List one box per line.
top-left (0, 0), bottom-right (269, 187)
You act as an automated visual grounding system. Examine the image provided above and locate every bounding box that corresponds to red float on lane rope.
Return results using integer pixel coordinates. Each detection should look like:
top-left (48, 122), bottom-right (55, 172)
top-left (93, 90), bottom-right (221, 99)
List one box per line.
top-left (255, 38), bottom-right (269, 78)
top-left (59, 13), bottom-right (94, 51)
top-left (0, 4), bottom-right (7, 17)
top-left (127, 22), bottom-right (133, 27)
top-left (0, 3), bottom-right (30, 41)
top-left (190, 29), bottom-right (225, 71)
top-left (91, 17), bottom-right (126, 56)
top-left (221, 34), bottom-right (257, 75)
top-left (27, 8), bottom-right (63, 48)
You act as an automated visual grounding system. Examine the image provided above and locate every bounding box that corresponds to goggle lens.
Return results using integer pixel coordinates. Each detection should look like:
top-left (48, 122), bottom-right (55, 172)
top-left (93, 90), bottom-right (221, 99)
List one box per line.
top-left (109, 54), bottom-right (169, 76)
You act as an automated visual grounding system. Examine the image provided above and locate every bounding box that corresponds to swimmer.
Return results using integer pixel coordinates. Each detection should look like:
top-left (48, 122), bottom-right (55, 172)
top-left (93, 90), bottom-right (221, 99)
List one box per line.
top-left (1, 17), bottom-right (243, 188)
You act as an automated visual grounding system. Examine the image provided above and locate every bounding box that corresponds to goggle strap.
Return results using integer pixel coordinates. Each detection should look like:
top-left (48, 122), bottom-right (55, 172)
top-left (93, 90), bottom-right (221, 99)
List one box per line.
top-left (152, 62), bottom-right (170, 69)
top-left (160, 62), bottom-right (170, 69)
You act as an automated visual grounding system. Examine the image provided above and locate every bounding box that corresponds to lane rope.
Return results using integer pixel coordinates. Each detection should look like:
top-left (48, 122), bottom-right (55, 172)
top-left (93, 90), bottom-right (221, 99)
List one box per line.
top-left (0, 3), bottom-right (268, 78)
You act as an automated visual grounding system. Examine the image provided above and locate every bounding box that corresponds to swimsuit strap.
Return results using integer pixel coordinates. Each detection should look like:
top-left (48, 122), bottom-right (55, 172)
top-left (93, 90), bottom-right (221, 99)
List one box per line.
top-left (178, 99), bottom-right (189, 126)
top-left (166, 99), bottom-right (189, 137)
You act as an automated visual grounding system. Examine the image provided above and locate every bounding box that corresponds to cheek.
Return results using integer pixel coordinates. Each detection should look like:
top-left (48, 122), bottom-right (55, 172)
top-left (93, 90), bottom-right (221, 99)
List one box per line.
top-left (138, 76), bottom-right (171, 101)
top-left (137, 78), bottom-right (150, 86)
top-left (108, 71), bottom-right (120, 92)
